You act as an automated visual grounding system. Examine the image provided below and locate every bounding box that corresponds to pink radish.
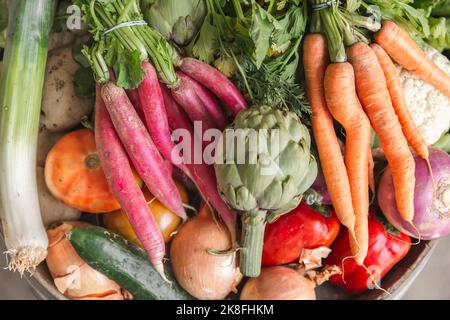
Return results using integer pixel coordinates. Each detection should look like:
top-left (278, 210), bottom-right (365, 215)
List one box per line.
top-left (178, 58), bottom-right (248, 116)
top-left (126, 89), bottom-right (145, 121)
top-left (178, 73), bottom-right (229, 130)
top-left (161, 84), bottom-right (193, 133)
top-left (101, 82), bottom-right (186, 220)
top-left (137, 62), bottom-right (180, 164)
top-left (171, 71), bottom-right (217, 134)
top-left (94, 85), bottom-right (166, 278)
top-left (163, 88), bottom-right (237, 243)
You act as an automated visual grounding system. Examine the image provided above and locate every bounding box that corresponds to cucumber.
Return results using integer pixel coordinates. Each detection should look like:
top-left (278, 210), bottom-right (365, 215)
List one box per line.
top-left (68, 226), bottom-right (192, 300)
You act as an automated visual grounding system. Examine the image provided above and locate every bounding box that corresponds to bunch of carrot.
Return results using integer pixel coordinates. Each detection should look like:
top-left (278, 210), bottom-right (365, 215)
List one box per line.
top-left (304, 9), bottom-right (450, 265)
top-left (95, 58), bottom-right (246, 279)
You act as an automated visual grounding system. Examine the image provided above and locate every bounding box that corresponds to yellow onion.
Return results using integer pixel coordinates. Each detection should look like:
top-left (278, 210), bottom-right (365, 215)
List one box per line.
top-left (46, 221), bottom-right (128, 300)
top-left (170, 204), bottom-right (242, 300)
top-left (240, 266), bottom-right (317, 300)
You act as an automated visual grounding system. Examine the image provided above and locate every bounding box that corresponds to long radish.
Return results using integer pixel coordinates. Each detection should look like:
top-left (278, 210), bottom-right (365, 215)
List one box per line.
top-left (171, 72), bottom-right (217, 133)
top-left (126, 89), bottom-right (144, 121)
top-left (162, 87), bottom-right (237, 243)
top-left (101, 82), bottom-right (186, 220)
top-left (179, 74), bottom-right (228, 130)
top-left (348, 42), bottom-right (416, 223)
top-left (161, 85), bottom-right (193, 133)
top-left (94, 85), bottom-right (166, 278)
top-left (137, 62), bottom-right (181, 165)
top-left (178, 58), bottom-right (248, 116)
top-left (375, 21), bottom-right (450, 98)
top-left (324, 62), bottom-right (372, 265)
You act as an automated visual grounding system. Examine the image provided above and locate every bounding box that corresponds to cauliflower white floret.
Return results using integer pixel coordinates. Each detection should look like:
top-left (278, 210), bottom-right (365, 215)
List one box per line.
top-left (397, 46), bottom-right (450, 145)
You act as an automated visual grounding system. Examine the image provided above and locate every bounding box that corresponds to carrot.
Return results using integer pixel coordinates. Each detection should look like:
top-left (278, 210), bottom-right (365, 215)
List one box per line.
top-left (178, 57), bottom-right (247, 116)
top-left (94, 85), bottom-right (166, 278)
top-left (375, 21), bottom-right (450, 98)
top-left (348, 42), bottom-right (416, 222)
top-left (368, 147), bottom-right (375, 199)
top-left (101, 82), bottom-right (187, 220)
top-left (180, 73), bottom-right (229, 130)
top-left (324, 62), bottom-right (372, 264)
top-left (303, 34), bottom-right (358, 255)
top-left (370, 43), bottom-right (430, 165)
top-left (162, 87), bottom-right (237, 244)
top-left (171, 71), bottom-right (217, 134)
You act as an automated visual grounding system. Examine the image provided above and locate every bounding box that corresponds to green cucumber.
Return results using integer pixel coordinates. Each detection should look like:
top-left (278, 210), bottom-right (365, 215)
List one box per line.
top-left (68, 226), bottom-right (192, 300)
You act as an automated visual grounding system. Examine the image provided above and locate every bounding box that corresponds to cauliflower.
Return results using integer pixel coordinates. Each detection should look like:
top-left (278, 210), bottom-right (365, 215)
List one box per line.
top-left (397, 46), bottom-right (450, 145)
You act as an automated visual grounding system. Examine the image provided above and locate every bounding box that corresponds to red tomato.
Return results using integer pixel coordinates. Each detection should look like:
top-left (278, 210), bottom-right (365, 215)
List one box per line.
top-left (325, 210), bottom-right (411, 294)
top-left (262, 202), bottom-right (341, 267)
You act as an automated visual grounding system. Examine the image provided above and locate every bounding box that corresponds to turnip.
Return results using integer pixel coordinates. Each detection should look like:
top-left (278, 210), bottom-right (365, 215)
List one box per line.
top-left (378, 147), bottom-right (450, 239)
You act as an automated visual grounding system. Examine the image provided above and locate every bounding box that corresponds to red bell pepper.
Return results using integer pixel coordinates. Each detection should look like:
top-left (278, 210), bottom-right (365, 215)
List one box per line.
top-left (262, 202), bottom-right (340, 266)
top-left (325, 211), bottom-right (411, 294)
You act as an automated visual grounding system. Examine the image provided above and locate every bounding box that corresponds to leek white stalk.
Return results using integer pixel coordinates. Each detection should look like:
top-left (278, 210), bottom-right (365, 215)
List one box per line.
top-left (0, 0), bottom-right (56, 274)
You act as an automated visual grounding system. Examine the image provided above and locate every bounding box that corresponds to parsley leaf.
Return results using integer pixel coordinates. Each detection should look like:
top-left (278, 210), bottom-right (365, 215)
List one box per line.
top-left (105, 39), bottom-right (145, 90)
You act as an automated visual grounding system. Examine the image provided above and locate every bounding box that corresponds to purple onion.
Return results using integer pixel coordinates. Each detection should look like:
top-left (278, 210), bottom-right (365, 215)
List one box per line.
top-left (311, 171), bottom-right (332, 206)
top-left (378, 148), bottom-right (450, 240)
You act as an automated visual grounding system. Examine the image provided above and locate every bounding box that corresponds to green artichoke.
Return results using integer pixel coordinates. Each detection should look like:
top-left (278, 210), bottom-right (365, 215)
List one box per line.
top-left (214, 105), bottom-right (318, 277)
top-left (140, 0), bottom-right (206, 46)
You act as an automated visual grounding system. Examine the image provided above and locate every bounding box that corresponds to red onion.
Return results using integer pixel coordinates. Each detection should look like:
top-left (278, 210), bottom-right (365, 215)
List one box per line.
top-left (311, 171), bottom-right (332, 205)
top-left (378, 148), bottom-right (450, 240)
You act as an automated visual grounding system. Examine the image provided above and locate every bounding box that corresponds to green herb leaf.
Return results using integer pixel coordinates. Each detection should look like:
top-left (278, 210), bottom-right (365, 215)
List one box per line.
top-left (426, 16), bottom-right (450, 51)
top-left (73, 67), bottom-right (96, 97)
top-left (192, 14), bottom-right (218, 63)
top-left (105, 39), bottom-right (145, 90)
top-left (250, 2), bottom-right (276, 68)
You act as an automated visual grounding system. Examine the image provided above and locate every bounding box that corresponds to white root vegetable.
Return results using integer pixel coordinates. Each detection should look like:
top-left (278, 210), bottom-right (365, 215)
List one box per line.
top-left (40, 45), bottom-right (94, 132)
top-left (48, 31), bottom-right (76, 52)
top-left (36, 166), bottom-right (81, 226)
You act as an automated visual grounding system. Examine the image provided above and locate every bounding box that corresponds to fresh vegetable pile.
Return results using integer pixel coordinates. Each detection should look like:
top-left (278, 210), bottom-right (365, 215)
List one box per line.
top-left (0, 0), bottom-right (450, 300)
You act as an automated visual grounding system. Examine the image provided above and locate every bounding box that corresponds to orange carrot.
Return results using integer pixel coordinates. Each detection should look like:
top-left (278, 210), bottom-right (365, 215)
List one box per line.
top-left (348, 42), bottom-right (416, 223)
top-left (303, 34), bottom-right (358, 254)
top-left (375, 21), bottom-right (450, 98)
top-left (324, 62), bottom-right (371, 265)
top-left (370, 43), bottom-right (430, 166)
top-left (368, 146), bottom-right (375, 201)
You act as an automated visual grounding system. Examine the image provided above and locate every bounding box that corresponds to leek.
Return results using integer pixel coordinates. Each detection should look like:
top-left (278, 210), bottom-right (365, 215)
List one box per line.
top-left (0, 0), bottom-right (56, 274)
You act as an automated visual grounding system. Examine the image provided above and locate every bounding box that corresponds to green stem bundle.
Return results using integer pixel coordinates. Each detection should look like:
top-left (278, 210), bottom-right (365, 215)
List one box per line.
top-left (78, 0), bottom-right (179, 87)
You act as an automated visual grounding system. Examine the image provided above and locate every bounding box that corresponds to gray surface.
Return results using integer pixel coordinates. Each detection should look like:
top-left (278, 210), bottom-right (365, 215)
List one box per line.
top-left (0, 238), bottom-right (449, 300)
